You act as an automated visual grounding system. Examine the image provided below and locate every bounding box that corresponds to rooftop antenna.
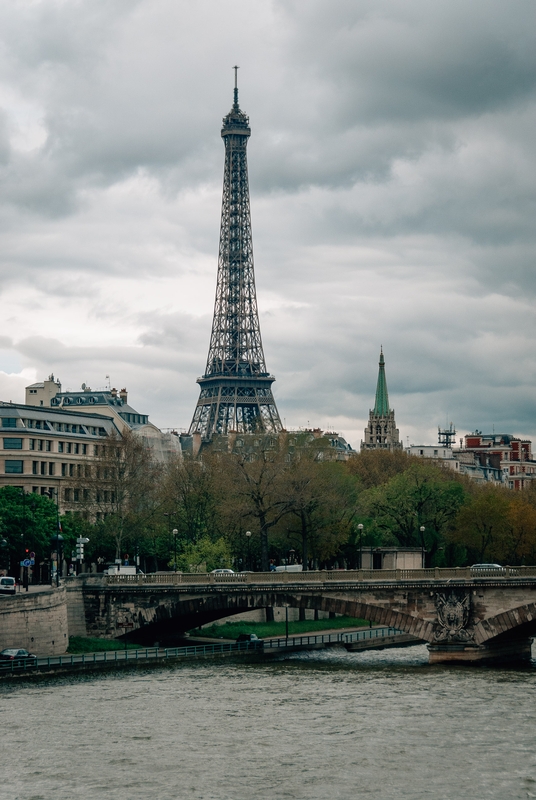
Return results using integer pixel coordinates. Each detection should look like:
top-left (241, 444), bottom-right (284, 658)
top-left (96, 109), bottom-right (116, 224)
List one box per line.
top-left (438, 422), bottom-right (456, 449)
top-left (105, 375), bottom-right (111, 390)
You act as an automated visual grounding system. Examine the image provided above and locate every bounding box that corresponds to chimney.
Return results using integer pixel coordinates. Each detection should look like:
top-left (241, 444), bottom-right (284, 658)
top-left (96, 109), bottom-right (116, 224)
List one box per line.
top-left (119, 388), bottom-right (128, 402)
top-left (111, 388), bottom-right (117, 398)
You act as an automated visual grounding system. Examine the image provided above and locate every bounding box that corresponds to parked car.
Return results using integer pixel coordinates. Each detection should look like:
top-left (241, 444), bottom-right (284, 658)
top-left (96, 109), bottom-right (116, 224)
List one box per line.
top-left (470, 563), bottom-right (506, 573)
top-left (0, 577), bottom-right (16, 595)
top-left (236, 633), bottom-right (259, 643)
top-left (210, 569), bottom-right (234, 574)
top-left (0, 648), bottom-right (37, 664)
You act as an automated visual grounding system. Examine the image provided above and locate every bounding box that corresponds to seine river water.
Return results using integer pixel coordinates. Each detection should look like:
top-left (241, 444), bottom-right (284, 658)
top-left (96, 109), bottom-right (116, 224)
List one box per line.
top-left (2, 645), bottom-right (536, 800)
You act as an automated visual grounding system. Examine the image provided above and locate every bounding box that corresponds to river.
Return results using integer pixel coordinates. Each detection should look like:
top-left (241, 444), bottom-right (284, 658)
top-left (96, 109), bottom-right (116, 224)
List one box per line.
top-left (2, 645), bottom-right (536, 800)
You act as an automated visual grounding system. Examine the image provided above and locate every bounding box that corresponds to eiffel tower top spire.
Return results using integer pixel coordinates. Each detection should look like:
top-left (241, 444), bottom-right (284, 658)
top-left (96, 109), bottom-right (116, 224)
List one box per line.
top-left (188, 76), bottom-right (282, 441)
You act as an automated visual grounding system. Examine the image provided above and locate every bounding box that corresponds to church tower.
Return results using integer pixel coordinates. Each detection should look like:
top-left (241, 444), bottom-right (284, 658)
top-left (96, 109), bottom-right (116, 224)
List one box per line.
top-left (361, 348), bottom-right (402, 451)
top-left (189, 71), bottom-right (282, 441)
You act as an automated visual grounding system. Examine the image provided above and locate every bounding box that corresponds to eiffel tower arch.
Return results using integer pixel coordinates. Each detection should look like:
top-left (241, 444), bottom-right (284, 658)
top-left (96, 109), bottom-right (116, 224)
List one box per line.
top-left (189, 73), bottom-right (282, 441)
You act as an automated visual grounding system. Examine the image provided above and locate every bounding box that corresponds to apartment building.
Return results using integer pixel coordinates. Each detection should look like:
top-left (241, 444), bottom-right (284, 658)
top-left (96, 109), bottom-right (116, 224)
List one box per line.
top-left (461, 432), bottom-right (536, 490)
top-left (25, 376), bottom-right (180, 463)
top-left (0, 403), bottom-right (119, 511)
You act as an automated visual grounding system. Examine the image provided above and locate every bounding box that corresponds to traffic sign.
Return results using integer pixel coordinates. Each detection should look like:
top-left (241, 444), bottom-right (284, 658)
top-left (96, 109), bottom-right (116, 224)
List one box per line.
top-left (29, 551), bottom-right (35, 559)
top-left (22, 559), bottom-right (31, 567)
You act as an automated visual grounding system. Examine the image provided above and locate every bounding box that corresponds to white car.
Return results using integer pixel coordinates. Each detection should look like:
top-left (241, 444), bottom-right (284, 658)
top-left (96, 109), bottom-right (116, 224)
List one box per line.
top-left (210, 569), bottom-right (235, 574)
top-left (0, 577), bottom-right (16, 595)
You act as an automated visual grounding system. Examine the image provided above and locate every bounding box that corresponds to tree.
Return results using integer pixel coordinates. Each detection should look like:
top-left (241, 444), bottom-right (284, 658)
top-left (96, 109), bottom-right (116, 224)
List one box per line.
top-left (216, 436), bottom-right (290, 572)
top-left (361, 461), bottom-right (467, 564)
top-left (449, 486), bottom-right (536, 565)
top-left (160, 453), bottom-right (223, 547)
top-left (176, 536), bottom-right (232, 573)
top-left (0, 487), bottom-right (56, 572)
top-left (71, 430), bottom-right (158, 560)
top-left (449, 484), bottom-right (510, 564)
top-left (346, 449), bottom-right (414, 489)
top-left (282, 457), bottom-right (357, 568)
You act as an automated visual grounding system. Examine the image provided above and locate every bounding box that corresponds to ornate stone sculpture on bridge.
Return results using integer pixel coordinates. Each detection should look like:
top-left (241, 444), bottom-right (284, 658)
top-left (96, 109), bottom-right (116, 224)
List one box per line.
top-left (433, 591), bottom-right (474, 643)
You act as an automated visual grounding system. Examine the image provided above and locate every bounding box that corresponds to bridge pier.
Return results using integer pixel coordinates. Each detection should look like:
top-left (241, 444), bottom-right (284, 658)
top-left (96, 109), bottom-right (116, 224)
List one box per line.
top-left (428, 637), bottom-right (533, 665)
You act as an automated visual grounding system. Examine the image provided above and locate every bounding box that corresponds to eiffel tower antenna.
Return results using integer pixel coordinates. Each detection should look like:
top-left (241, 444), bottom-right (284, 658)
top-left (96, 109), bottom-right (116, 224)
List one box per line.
top-left (189, 74), bottom-right (282, 441)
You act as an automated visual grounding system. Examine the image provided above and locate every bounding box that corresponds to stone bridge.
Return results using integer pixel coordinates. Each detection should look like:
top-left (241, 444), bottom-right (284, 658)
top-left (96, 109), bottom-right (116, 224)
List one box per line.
top-left (66, 567), bottom-right (536, 664)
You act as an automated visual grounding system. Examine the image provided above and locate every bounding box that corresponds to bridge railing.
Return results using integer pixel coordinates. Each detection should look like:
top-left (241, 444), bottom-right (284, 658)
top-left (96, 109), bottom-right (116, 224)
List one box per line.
top-left (104, 565), bottom-right (536, 586)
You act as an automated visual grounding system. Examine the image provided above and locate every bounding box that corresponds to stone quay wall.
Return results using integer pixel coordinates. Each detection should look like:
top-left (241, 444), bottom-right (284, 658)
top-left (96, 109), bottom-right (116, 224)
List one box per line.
top-left (0, 588), bottom-right (68, 656)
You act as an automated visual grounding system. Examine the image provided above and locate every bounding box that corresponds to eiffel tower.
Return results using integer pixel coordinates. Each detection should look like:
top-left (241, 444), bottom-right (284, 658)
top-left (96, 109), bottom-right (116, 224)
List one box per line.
top-left (189, 70), bottom-right (282, 441)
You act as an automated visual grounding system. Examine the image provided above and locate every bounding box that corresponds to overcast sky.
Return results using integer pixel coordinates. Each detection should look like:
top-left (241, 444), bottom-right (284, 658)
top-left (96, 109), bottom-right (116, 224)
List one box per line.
top-left (0, 0), bottom-right (535, 449)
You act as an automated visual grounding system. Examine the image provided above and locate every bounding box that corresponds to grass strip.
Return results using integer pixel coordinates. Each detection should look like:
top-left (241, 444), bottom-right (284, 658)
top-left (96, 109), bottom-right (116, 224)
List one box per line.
top-left (196, 616), bottom-right (369, 640)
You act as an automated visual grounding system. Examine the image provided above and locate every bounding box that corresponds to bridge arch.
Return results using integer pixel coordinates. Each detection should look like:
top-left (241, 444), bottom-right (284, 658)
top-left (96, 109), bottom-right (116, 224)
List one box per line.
top-left (474, 601), bottom-right (536, 645)
top-left (114, 589), bottom-right (436, 645)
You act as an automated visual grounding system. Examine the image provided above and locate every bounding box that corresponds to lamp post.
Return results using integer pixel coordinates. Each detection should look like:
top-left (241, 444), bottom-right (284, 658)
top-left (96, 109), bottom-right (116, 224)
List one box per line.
top-left (419, 526), bottom-right (426, 568)
top-left (357, 524), bottom-right (364, 570)
top-left (172, 529), bottom-right (178, 572)
top-left (245, 530), bottom-right (252, 570)
top-left (51, 531), bottom-right (64, 588)
top-left (44, 489), bottom-right (62, 585)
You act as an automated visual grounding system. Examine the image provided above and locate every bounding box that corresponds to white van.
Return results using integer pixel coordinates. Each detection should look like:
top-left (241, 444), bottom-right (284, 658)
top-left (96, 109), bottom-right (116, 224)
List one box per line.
top-left (105, 565), bottom-right (138, 576)
top-left (274, 564), bottom-right (303, 573)
top-left (0, 576), bottom-right (16, 595)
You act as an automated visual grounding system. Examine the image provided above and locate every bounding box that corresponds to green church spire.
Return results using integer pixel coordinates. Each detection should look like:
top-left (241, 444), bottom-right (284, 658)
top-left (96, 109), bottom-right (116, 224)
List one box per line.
top-left (373, 347), bottom-right (390, 416)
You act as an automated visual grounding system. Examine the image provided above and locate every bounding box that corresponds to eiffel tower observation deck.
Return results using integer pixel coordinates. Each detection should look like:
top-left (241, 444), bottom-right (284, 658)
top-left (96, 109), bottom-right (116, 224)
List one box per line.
top-left (189, 71), bottom-right (282, 441)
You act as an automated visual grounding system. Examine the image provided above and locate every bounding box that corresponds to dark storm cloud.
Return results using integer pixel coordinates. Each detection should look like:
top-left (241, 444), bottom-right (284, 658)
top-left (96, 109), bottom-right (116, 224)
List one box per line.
top-left (0, 0), bottom-right (534, 446)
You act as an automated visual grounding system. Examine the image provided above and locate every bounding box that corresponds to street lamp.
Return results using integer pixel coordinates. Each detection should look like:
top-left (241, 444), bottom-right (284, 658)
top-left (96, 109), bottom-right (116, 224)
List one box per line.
top-left (419, 526), bottom-right (426, 568)
top-left (172, 529), bottom-right (178, 572)
top-left (245, 530), bottom-right (252, 571)
top-left (50, 531), bottom-right (64, 588)
top-left (357, 524), bottom-right (364, 570)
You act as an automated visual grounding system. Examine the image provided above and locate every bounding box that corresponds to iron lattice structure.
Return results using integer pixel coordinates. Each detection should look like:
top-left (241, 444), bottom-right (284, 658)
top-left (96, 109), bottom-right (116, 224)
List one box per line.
top-left (189, 77), bottom-right (282, 440)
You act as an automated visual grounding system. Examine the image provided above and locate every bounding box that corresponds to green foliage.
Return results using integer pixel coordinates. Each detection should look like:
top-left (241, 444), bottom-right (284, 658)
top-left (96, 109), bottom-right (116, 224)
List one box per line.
top-left (197, 616), bottom-right (369, 639)
top-left (346, 449), bottom-right (414, 489)
top-left (0, 487), bottom-right (61, 560)
top-left (359, 461), bottom-right (468, 563)
top-left (176, 535), bottom-right (232, 573)
top-left (448, 485), bottom-right (536, 565)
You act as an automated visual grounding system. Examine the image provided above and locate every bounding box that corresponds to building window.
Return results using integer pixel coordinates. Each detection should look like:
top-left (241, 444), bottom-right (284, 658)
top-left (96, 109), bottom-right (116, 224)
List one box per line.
top-left (83, 489), bottom-right (89, 502)
top-left (75, 443), bottom-right (80, 455)
top-left (38, 439), bottom-right (44, 451)
top-left (66, 443), bottom-right (72, 454)
top-left (32, 461), bottom-right (38, 475)
top-left (61, 463), bottom-right (67, 477)
top-left (46, 440), bottom-right (51, 452)
top-left (5, 460), bottom-right (23, 474)
top-left (29, 439), bottom-right (35, 450)
top-left (64, 488), bottom-right (72, 502)
top-left (58, 442), bottom-right (64, 453)
top-left (2, 418), bottom-right (17, 428)
top-left (73, 489), bottom-right (79, 502)
top-left (3, 438), bottom-right (23, 449)
top-left (69, 464), bottom-right (74, 477)
top-left (40, 462), bottom-right (46, 475)
top-left (48, 463), bottom-right (55, 476)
